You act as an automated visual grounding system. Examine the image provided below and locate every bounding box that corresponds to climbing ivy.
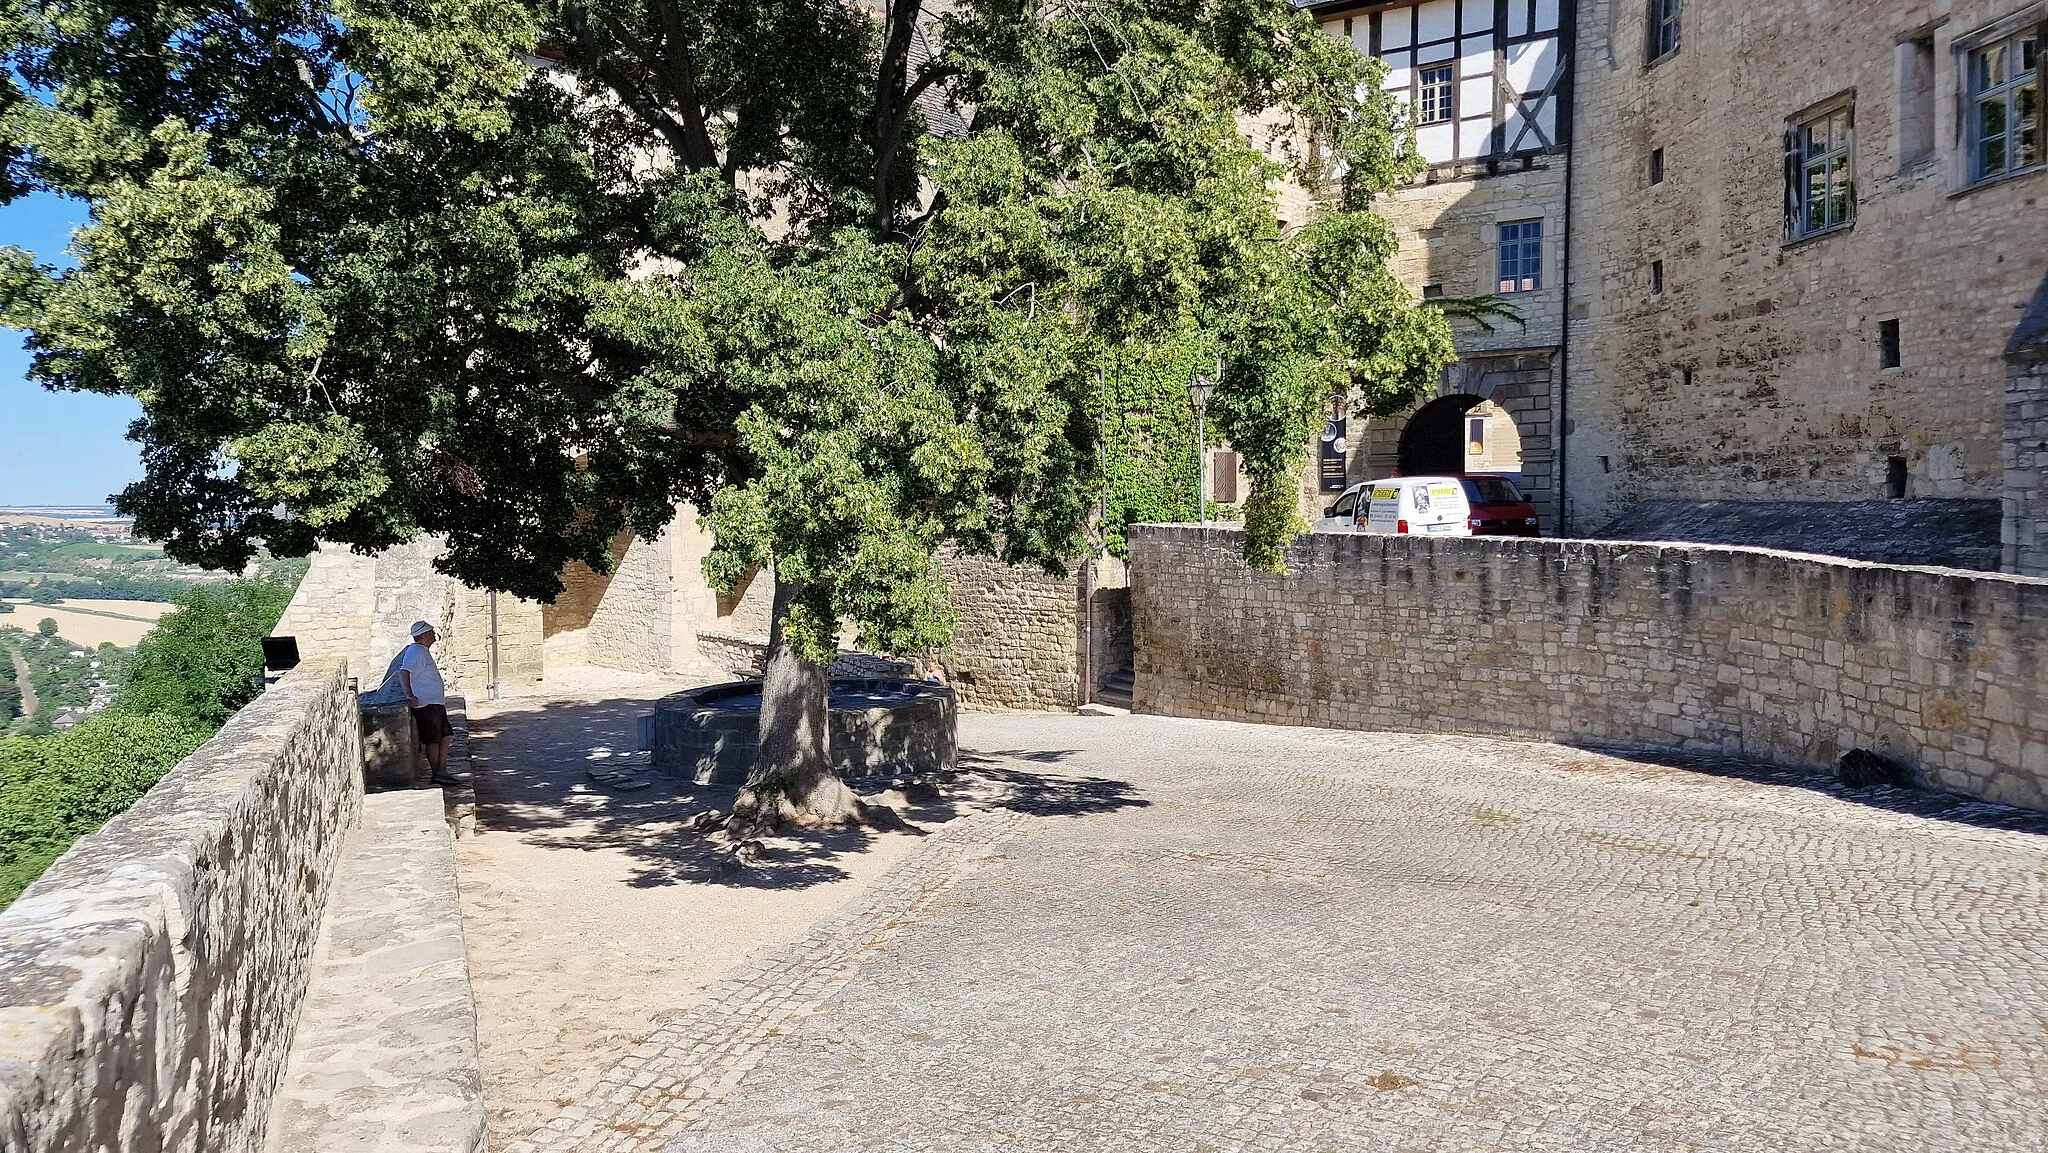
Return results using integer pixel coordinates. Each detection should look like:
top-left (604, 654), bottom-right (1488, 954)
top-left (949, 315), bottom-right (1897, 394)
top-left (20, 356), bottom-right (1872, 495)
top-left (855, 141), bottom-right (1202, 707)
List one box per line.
top-left (1095, 333), bottom-right (1204, 559)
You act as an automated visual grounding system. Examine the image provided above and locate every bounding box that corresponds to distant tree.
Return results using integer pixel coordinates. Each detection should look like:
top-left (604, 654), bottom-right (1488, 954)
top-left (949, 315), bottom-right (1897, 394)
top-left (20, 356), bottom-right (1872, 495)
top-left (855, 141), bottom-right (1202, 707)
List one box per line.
top-left (116, 579), bottom-right (296, 727)
top-left (35, 618), bottom-right (56, 638)
top-left (27, 587), bottom-right (60, 605)
top-left (0, 711), bottom-right (212, 906)
top-left (0, 602), bottom-right (12, 614)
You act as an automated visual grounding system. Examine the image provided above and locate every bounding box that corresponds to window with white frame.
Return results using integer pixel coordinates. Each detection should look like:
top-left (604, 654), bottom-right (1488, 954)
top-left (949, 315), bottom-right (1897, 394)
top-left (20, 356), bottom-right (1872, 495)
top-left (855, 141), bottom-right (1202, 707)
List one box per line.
top-left (1647, 0), bottom-right (1682, 63)
top-left (1786, 104), bottom-right (1855, 240)
top-left (1497, 220), bottom-right (1542, 294)
top-left (1966, 25), bottom-right (2041, 182)
top-left (1418, 65), bottom-right (1454, 125)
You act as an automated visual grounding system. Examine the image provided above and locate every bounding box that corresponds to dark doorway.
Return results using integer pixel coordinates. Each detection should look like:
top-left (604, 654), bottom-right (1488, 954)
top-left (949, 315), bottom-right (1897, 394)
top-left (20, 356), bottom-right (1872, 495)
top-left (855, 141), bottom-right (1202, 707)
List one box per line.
top-left (1396, 394), bottom-right (1484, 475)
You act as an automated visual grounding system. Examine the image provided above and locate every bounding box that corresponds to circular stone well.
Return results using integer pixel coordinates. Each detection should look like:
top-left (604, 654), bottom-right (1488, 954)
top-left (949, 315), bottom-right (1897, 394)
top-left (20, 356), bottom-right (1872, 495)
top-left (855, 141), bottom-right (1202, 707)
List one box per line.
top-left (650, 677), bottom-right (957, 786)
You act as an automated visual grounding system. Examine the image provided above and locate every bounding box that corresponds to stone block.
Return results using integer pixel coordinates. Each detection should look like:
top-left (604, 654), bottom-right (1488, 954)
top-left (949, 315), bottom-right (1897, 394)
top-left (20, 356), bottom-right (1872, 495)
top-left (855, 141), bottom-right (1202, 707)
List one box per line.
top-left (361, 702), bottom-right (429, 790)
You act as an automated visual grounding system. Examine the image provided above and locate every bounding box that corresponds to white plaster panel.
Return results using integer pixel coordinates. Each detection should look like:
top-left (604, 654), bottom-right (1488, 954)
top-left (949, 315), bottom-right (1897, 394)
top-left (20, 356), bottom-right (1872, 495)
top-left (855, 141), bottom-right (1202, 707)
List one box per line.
top-left (1460, 117), bottom-right (1495, 157)
top-left (1417, 121), bottom-right (1456, 163)
top-left (1462, 36), bottom-right (1496, 75)
top-left (1462, 76), bottom-right (1494, 114)
top-left (1418, 0), bottom-right (1456, 43)
top-left (1417, 39), bottom-right (1455, 65)
top-left (1507, 37), bottom-right (1558, 95)
top-left (1462, 0), bottom-right (1495, 32)
top-left (1384, 58), bottom-right (1413, 91)
top-left (1383, 8), bottom-right (1412, 49)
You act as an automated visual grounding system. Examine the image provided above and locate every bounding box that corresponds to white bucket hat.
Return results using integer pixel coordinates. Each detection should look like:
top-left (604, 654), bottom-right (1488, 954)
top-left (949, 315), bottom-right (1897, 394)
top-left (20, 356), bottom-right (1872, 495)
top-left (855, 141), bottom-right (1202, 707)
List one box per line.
top-left (409, 620), bottom-right (436, 639)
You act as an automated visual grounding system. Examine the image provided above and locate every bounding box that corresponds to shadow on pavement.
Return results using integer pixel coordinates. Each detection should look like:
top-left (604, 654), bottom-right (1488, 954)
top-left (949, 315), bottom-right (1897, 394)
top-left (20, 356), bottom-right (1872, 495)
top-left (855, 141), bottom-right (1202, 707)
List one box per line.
top-left (1567, 740), bottom-right (2048, 837)
top-left (467, 696), bottom-right (1147, 892)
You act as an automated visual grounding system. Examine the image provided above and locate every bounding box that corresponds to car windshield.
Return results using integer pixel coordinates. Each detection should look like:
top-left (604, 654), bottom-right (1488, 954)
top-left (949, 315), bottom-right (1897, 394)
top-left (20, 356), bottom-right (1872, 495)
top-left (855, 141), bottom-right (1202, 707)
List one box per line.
top-left (1459, 476), bottom-right (1522, 505)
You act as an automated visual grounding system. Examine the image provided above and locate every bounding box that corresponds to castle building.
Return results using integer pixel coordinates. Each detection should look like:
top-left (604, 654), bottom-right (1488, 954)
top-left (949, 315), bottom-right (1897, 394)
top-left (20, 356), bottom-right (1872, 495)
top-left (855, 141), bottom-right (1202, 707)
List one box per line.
top-left (1565, 0), bottom-right (2045, 569)
top-left (1302, 1), bottom-right (2046, 572)
top-left (1303, 0), bottom-right (1576, 530)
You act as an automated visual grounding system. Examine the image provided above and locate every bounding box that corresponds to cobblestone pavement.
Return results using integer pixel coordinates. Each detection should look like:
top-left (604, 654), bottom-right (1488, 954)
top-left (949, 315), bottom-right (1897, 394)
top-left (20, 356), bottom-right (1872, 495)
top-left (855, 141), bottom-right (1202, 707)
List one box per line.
top-left (521, 715), bottom-right (2048, 1152)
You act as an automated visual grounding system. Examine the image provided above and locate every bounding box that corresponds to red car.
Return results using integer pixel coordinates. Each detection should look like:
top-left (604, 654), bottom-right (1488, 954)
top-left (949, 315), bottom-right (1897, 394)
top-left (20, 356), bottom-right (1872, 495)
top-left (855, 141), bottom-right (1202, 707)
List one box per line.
top-left (1458, 475), bottom-right (1541, 536)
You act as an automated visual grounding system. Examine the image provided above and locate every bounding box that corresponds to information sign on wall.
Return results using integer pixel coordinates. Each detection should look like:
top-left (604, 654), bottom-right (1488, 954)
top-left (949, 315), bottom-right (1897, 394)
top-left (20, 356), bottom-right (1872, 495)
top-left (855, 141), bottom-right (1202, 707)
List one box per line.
top-left (1319, 417), bottom-right (1349, 492)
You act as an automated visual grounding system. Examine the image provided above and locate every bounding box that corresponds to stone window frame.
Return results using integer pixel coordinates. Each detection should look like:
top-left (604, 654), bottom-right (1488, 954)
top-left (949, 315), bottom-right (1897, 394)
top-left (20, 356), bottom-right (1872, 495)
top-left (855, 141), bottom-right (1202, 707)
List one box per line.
top-left (1952, 6), bottom-right (2045, 191)
top-left (1784, 92), bottom-right (1858, 245)
top-left (1646, 0), bottom-right (1682, 67)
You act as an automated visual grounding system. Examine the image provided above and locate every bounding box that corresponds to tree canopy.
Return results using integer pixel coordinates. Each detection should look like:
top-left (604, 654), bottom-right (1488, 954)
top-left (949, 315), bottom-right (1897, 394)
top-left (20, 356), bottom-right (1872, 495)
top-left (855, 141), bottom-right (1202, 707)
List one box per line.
top-left (3, 0), bottom-right (1456, 824)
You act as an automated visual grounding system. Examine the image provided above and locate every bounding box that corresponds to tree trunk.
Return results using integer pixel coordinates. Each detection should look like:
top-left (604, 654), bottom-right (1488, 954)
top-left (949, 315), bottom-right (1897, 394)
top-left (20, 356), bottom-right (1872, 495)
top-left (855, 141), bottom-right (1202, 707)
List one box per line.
top-left (725, 573), bottom-right (865, 838)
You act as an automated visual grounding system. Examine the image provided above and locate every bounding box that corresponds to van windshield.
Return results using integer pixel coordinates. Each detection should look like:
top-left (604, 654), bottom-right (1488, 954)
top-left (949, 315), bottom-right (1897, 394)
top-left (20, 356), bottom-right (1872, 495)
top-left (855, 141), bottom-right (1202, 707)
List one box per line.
top-left (1459, 476), bottom-right (1522, 505)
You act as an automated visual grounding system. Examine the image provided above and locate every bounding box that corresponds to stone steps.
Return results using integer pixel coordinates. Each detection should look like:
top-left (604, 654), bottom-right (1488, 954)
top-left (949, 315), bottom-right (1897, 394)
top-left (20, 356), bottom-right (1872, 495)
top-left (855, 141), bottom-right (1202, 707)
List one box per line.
top-left (1094, 663), bottom-right (1134, 710)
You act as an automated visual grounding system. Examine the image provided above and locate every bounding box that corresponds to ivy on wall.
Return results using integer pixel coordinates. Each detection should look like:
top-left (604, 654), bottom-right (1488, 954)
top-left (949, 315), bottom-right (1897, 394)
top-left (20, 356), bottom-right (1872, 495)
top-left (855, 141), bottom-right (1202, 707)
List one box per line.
top-left (1095, 336), bottom-right (1205, 559)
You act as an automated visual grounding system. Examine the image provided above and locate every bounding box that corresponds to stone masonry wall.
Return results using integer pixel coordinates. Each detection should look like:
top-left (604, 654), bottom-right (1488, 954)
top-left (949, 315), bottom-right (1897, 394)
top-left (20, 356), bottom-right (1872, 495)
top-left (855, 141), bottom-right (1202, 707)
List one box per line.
top-left (1566, 0), bottom-right (2048, 531)
top-left (0, 661), bottom-right (364, 1152)
top-left (1130, 525), bottom-right (2048, 811)
top-left (2007, 275), bottom-right (2048, 575)
top-left (940, 552), bottom-right (1080, 712)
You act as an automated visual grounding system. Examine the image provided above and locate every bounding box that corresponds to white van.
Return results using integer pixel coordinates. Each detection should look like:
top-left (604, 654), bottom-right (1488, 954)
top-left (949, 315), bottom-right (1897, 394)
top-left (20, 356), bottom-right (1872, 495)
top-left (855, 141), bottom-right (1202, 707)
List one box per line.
top-left (1314, 482), bottom-right (1370, 532)
top-left (1360, 476), bottom-right (1473, 537)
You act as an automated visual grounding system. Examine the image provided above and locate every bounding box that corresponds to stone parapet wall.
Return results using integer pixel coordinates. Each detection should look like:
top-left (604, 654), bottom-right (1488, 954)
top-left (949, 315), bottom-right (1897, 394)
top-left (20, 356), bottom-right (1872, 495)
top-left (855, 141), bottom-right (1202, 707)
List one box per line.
top-left (0, 661), bottom-right (364, 1153)
top-left (1130, 526), bottom-right (2048, 811)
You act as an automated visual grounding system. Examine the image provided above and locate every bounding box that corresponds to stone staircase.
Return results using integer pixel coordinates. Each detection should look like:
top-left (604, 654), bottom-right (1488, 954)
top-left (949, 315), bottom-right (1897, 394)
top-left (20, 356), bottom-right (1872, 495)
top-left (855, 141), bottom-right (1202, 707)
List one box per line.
top-left (1093, 662), bottom-right (1134, 710)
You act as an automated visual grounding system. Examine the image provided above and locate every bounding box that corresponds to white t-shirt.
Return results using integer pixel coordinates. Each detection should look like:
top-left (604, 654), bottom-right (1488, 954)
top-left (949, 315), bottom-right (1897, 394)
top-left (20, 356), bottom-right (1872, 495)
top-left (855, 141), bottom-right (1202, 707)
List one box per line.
top-left (397, 642), bottom-right (445, 706)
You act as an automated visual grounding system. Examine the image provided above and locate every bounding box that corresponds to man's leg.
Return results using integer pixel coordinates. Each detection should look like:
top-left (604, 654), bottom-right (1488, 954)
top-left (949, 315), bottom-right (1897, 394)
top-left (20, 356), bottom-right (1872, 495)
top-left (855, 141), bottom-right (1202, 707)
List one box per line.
top-left (425, 739), bottom-right (447, 773)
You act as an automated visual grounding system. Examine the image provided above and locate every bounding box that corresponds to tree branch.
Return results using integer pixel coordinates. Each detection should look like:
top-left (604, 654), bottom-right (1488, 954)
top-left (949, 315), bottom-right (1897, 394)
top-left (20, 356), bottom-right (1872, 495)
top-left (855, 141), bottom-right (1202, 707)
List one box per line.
top-left (645, 0), bottom-right (724, 176)
top-left (563, 2), bottom-right (698, 167)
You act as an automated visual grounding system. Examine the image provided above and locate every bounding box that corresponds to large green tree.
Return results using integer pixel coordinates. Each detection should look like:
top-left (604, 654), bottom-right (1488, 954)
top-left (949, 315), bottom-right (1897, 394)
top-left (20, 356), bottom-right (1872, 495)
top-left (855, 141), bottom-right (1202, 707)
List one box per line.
top-left (2, 0), bottom-right (1453, 835)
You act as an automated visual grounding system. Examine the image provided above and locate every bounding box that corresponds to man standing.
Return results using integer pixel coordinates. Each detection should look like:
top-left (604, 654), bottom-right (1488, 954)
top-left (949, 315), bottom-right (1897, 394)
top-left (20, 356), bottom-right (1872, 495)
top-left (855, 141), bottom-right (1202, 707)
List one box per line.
top-left (398, 620), bottom-right (451, 781)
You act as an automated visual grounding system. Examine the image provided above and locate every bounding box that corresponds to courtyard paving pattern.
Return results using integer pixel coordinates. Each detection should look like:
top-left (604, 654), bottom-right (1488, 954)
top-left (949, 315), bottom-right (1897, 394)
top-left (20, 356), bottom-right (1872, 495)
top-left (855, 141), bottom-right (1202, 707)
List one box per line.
top-left (519, 714), bottom-right (2048, 1153)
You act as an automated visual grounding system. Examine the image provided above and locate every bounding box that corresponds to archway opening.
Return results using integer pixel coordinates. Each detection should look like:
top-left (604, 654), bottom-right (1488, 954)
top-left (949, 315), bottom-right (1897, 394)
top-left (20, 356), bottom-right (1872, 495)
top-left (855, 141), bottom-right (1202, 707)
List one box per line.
top-left (1396, 395), bottom-right (1483, 475)
top-left (1394, 394), bottom-right (1524, 477)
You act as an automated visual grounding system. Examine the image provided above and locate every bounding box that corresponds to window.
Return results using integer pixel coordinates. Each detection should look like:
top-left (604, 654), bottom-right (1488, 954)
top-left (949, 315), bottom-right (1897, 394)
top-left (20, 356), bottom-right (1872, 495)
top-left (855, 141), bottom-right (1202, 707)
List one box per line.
top-left (1647, 0), bottom-right (1682, 63)
top-left (1879, 318), bottom-right (1901, 369)
top-left (1786, 105), bottom-right (1855, 240)
top-left (1650, 260), bottom-right (1664, 294)
top-left (1422, 283), bottom-right (1445, 300)
top-left (1497, 220), bottom-right (1542, 293)
top-left (1649, 147), bottom-right (1666, 184)
top-left (1885, 456), bottom-right (1909, 500)
top-left (1966, 27), bottom-right (2041, 182)
top-left (1418, 66), bottom-right (1455, 125)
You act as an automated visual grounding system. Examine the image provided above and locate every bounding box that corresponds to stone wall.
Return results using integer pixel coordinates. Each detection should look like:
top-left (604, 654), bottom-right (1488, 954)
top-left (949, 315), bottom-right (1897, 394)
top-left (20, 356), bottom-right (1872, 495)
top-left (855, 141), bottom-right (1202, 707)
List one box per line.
top-left (1596, 498), bottom-right (2005, 571)
top-left (1565, 0), bottom-right (2048, 531)
top-left (1130, 525), bottom-right (2048, 811)
top-left (940, 552), bottom-right (1083, 712)
top-left (2006, 274), bottom-right (2048, 575)
top-left (0, 661), bottom-right (364, 1152)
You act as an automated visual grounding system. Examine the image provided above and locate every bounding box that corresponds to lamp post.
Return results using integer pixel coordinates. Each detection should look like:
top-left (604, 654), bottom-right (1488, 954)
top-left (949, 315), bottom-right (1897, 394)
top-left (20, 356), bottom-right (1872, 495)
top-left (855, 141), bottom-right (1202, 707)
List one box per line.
top-left (1188, 361), bottom-right (1217, 524)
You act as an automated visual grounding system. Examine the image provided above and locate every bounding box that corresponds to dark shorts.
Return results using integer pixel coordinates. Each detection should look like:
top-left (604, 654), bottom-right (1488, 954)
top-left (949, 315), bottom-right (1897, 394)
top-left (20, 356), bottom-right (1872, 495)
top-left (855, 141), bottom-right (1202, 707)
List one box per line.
top-left (411, 703), bottom-right (452, 745)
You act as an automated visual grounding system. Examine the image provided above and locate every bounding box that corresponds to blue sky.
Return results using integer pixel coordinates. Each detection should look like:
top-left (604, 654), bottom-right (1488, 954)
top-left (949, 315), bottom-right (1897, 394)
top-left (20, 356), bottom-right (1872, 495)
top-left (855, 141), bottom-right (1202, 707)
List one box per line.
top-left (0, 192), bottom-right (144, 507)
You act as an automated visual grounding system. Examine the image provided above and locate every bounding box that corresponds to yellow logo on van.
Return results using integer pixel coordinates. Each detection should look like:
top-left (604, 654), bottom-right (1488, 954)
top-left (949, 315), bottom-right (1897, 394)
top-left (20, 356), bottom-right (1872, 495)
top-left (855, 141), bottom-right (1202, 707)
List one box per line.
top-left (1427, 484), bottom-right (1460, 501)
top-left (1370, 486), bottom-right (1399, 501)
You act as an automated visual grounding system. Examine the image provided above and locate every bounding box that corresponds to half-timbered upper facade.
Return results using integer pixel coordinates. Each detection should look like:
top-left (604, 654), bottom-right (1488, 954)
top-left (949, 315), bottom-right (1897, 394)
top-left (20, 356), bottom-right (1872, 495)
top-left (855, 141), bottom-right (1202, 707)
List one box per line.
top-left (1312, 1), bottom-right (1571, 167)
top-left (1298, 1), bottom-right (1577, 533)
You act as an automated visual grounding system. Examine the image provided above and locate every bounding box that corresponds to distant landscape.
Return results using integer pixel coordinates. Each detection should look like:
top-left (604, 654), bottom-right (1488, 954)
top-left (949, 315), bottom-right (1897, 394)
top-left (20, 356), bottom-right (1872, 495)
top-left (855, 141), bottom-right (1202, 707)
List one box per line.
top-left (0, 507), bottom-right (304, 904)
top-left (0, 508), bottom-right (306, 734)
